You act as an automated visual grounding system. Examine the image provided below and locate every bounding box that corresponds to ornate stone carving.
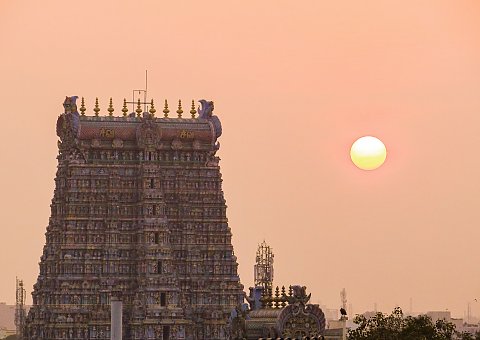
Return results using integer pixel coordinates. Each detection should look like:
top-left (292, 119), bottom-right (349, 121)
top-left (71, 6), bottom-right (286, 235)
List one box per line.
top-left (136, 117), bottom-right (160, 148)
top-left (171, 139), bottom-right (183, 150)
top-left (112, 138), bottom-right (123, 148)
top-left (198, 100), bottom-right (214, 118)
top-left (277, 302), bottom-right (326, 338)
top-left (193, 139), bottom-right (202, 150)
top-left (287, 285), bottom-right (311, 305)
top-left (56, 96), bottom-right (80, 151)
top-left (199, 99), bottom-right (223, 140)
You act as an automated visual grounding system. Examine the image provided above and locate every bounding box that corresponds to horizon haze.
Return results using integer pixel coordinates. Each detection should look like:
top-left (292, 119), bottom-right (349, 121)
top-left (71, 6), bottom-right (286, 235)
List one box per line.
top-left (1, 1), bottom-right (480, 319)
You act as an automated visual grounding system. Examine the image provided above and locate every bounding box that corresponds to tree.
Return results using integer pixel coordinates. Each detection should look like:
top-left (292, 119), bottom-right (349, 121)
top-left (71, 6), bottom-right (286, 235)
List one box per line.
top-left (457, 330), bottom-right (480, 340)
top-left (348, 307), bottom-right (456, 340)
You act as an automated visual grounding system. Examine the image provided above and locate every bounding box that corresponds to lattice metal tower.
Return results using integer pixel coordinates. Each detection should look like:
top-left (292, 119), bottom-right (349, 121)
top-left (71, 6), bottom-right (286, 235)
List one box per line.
top-left (15, 277), bottom-right (26, 339)
top-left (254, 241), bottom-right (274, 291)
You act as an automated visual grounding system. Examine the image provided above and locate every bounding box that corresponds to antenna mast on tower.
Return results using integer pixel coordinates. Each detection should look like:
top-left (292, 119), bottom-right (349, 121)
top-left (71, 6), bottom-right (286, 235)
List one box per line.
top-left (340, 288), bottom-right (347, 311)
top-left (340, 288), bottom-right (348, 340)
top-left (128, 70), bottom-right (149, 113)
top-left (254, 241), bottom-right (274, 291)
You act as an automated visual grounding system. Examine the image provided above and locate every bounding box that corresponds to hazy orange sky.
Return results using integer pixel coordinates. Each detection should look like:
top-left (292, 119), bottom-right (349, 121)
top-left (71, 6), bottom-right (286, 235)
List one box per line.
top-left (1, 1), bottom-right (480, 318)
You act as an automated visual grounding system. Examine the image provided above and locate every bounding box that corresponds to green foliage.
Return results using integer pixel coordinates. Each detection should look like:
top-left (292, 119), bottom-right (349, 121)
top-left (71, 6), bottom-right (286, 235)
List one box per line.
top-left (458, 332), bottom-right (474, 340)
top-left (459, 331), bottom-right (480, 340)
top-left (348, 307), bottom-right (456, 340)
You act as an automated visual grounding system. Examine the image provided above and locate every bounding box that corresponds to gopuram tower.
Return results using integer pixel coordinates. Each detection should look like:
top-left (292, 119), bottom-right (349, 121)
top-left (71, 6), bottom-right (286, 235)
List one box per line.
top-left (24, 96), bottom-right (244, 340)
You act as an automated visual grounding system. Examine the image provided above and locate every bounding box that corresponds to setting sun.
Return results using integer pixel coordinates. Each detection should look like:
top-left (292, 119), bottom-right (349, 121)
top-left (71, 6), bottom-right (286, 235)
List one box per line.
top-left (350, 136), bottom-right (387, 170)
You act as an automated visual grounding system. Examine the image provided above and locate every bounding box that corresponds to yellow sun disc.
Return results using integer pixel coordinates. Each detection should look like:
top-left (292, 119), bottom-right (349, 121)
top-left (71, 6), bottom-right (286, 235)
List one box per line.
top-left (350, 136), bottom-right (387, 170)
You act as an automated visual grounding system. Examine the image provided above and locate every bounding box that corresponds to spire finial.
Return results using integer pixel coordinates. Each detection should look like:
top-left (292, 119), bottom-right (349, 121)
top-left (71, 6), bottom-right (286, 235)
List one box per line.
top-left (177, 99), bottom-right (183, 118)
top-left (149, 99), bottom-right (156, 116)
top-left (268, 287), bottom-right (274, 308)
top-left (275, 286), bottom-right (280, 308)
top-left (163, 99), bottom-right (169, 118)
top-left (136, 98), bottom-right (142, 117)
top-left (93, 98), bottom-right (100, 116)
top-left (190, 99), bottom-right (196, 118)
top-left (107, 98), bottom-right (114, 116)
top-left (80, 97), bottom-right (86, 116)
top-left (122, 98), bottom-right (128, 117)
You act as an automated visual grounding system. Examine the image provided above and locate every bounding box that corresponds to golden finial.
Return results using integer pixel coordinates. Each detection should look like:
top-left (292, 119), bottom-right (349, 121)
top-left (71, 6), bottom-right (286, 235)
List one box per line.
top-left (190, 99), bottom-right (196, 118)
top-left (107, 97), bottom-right (114, 116)
top-left (268, 287), bottom-right (274, 308)
top-left (122, 98), bottom-right (128, 117)
top-left (176, 99), bottom-right (183, 118)
top-left (136, 98), bottom-right (142, 117)
top-left (163, 99), bottom-right (169, 117)
top-left (93, 98), bottom-right (100, 116)
top-left (281, 286), bottom-right (287, 308)
top-left (149, 99), bottom-right (156, 116)
top-left (79, 97), bottom-right (86, 116)
top-left (274, 286), bottom-right (280, 308)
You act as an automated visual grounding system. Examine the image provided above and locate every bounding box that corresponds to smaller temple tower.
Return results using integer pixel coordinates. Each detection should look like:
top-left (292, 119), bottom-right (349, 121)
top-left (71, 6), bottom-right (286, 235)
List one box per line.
top-left (230, 241), bottom-right (326, 339)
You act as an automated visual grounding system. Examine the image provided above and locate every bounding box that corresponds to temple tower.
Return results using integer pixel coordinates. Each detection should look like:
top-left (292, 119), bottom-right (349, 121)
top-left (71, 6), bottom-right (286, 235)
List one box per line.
top-left (24, 96), bottom-right (243, 340)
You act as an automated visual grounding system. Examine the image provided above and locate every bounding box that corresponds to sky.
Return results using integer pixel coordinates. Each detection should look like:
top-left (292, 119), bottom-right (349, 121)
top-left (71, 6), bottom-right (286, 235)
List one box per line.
top-left (1, 1), bottom-right (480, 319)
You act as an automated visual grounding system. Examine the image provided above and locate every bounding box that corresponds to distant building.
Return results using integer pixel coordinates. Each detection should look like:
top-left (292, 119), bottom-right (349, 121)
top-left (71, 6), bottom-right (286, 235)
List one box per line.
top-left (324, 308), bottom-right (339, 321)
top-left (362, 311), bottom-right (378, 320)
top-left (450, 318), bottom-right (480, 336)
top-left (459, 323), bottom-right (480, 335)
top-left (450, 317), bottom-right (464, 330)
top-left (0, 303), bottom-right (15, 331)
top-left (0, 328), bottom-right (17, 339)
top-left (426, 311), bottom-right (451, 323)
top-left (0, 302), bottom-right (30, 339)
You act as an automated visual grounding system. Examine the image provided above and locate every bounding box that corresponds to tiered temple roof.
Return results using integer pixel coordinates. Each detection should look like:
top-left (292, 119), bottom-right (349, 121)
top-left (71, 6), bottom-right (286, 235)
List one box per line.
top-left (24, 96), bottom-right (244, 340)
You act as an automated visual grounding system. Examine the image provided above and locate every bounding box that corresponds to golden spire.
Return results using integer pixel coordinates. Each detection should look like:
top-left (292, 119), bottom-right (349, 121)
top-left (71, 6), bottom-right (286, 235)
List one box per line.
top-left (275, 286), bottom-right (280, 308)
top-left (136, 98), bottom-right (142, 117)
top-left (107, 97), bottom-right (114, 116)
top-left (93, 98), bottom-right (100, 116)
top-left (163, 99), bottom-right (169, 117)
top-left (176, 99), bottom-right (183, 118)
top-left (149, 99), bottom-right (156, 116)
top-left (268, 287), bottom-right (274, 308)
top-left (281, 286), bottom-right (287, 308)
top-left (190, 99), bottom-right (196, 118)
top-left (122, 98), bottom-right (128, 117)
top-left (80, 97), bottom-right (86, 116)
